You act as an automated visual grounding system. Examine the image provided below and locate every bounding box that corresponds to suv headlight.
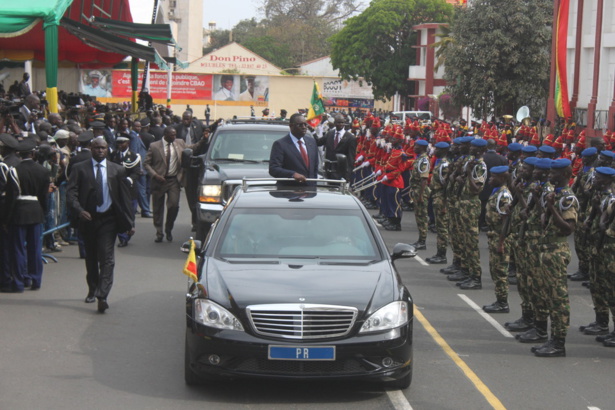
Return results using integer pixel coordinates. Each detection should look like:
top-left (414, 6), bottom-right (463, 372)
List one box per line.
top-left (199, 185), bottom-right (222, 203)
top-left (194, 299), bottom-right (244, 331)
top-left (359, 301), bottom-right (409, 333)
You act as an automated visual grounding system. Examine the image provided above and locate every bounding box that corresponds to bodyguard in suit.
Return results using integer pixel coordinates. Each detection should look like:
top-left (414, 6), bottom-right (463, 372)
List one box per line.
top-left (269, 113), bottom-right (320, 186)
top-left (317, 114), bottom-right (357, 181)
top-left (3, 138), bottom-right (49, 292)
top-left (66, 138), bottom-right (134, 313)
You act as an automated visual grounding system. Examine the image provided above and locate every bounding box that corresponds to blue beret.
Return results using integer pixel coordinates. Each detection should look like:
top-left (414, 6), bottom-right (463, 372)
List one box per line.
top-left (415, 139), bottom-right (429, 146)
top-left (508, 142), bottom-right (523, 152)
top-left (490, 165), bottom-right (509, 174)
top-left (524, 157), bottom-right (539, 166)
top-left (435, 142), bottom-right (450, 149)
top-left (453, 137), bottom-right (463, 145)
top-left (471, 138), bottom-right (487, 147)
top-left (460, 136), bottom-right (473, 143)
top-left (600, 150), bottom-right (615, 159)
top-left (539, 145), bottom-right (556, 154)
top-left (551, 158), bottom-right (571, 169)
top-left (582, 147), bottom-right (598, 156)
top-left (596, 166), bottom-right (615, 176)
top-left (535, 158), bottom-right (553, 170)
top-left (522, 146), bottom-right (538, 153)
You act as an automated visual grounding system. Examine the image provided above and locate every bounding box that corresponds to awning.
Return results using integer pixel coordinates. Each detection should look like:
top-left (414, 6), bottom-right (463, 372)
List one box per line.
top-left (89, 16), bottom-right (180, 49)
top-left (61, 17), bottom-right (168, 69)
top-left (0, 0), bottom-right (73, 37)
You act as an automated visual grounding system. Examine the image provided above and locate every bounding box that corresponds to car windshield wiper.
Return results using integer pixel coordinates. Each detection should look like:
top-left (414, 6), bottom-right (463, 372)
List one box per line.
top-left (222, 257), bottom-right (280, 264)
top-left (211, 158), bottom-right (260, 163)
top-left (319, 260), bottom-right (377, 266)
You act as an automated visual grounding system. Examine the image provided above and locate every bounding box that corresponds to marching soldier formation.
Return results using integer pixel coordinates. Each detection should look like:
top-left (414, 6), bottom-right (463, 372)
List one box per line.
top-left (348, 113), bottom-right (615, 357)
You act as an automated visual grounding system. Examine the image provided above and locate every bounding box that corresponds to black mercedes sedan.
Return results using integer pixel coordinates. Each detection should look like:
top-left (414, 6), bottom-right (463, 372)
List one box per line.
top-left (184, 180), bottom-right (416, 389)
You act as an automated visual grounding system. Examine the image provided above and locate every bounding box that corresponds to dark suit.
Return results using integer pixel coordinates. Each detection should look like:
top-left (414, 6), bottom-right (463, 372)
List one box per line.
top-left (269, 134), bottom-right (319, 186)
top-left (174, 120), bottom-right (204, 226)
top-left (3, 159), bottom-right (49, 291)
top-left (66, 159), bottom-right (134, 301)
top-left (174, 120), bottom-right (204, 145)
top-left (317, 128), bottom-right (357, 181)
top-left (149, 125), bottom-right (164, 141)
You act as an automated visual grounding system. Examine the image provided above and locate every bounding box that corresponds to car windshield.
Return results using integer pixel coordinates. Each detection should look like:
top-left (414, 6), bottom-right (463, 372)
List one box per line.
top-left (210, 130), bottom-right (287, 162)
top-left (216, 208), bottom-right (381, 261)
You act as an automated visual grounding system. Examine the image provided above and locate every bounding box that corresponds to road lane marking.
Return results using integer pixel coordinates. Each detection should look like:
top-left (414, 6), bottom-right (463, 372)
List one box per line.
top-left (458, 294), bottom-right (514, 338)
top-left (588, 407), bottom-right (601, 410)
top-left (414, 308), bottom-right (507, 410)
top-left (414, 255), bottom-right (429, 266)
top-left (386, 389), bottom-right (414, 410)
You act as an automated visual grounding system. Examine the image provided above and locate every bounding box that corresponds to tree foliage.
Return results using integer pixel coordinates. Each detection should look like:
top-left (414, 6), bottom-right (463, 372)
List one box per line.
top-left (442, 0), bottom-right (552, 117)
top-left (328, 0), bottom-right (454, 100)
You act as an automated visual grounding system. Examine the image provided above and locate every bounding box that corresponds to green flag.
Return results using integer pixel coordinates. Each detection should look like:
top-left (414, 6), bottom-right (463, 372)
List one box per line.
top-left (307, 81), bottom-right (325, 125)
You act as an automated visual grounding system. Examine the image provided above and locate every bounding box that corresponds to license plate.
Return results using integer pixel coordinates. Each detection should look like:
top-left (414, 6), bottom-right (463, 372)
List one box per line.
top-left (268, 345), bottom-right (336, 361)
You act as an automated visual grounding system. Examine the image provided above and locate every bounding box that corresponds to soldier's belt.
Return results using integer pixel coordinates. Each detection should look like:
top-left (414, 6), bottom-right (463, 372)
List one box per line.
top-left (539, 236), bottom-right (567, 245)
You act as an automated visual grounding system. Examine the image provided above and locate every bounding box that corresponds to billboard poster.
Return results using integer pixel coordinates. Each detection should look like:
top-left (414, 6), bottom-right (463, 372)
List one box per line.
top-left (107, 71), bottom-right (213, 100)
top-left (80, 69), bottom-right (113, 98)
top-left (323, 97), bottom-right (374, 109)
top-left (212, 74), bottom-right (269, 102)
top-left (321, 79), bottom-right (374, 99)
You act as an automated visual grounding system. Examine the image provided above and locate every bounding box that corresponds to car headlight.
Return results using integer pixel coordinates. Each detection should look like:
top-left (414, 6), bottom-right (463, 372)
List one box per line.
top-left (359, 301), bottom-right (409, 333)
top-left (194, 299), bottom-right (244, 331)
top-left (199, 185), bottom-right (222, 203)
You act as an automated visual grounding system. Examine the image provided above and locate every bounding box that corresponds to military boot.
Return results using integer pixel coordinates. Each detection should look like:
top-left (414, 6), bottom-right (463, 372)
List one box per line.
top-left (411, 238), bottom-right (426, 250)
top-left (505, 308), bottom-right (535, 332)
top-left (517, 320), bottom-right (548, 343)
top-left (597, 330), bottom-right (615, 343)
top-left (458, 278), bottom-right (482, 290)
top-left (383, 218), bottom-right (401, 231)
top-left (426, 248), bottom-right (447, 264)
top-left (447, 269), bottom-right (469, 282)
top-left (483, 298), bottom-right (510, 313)
top-left (440, 259), bottom-right (461, 274)
top-left (534, 337), bottom-right (566, 357)
top-left (582, 312), bottom-right (609, 335)
top-left (569, 269), bottom-right (589, 281)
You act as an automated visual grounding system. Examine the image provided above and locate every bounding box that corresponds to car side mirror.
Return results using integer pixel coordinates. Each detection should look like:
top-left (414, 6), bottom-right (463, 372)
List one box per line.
top-left (336, 153), bottom-right (347, 179)
top-left (181, 148), bottom-right (193, 169)
top-left (181, 240), bottom-right (202, 253)
top-left (391, 243), bottom-right (416, 261)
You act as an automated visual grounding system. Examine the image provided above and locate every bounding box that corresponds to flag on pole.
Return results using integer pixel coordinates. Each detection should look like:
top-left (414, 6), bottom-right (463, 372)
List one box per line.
top-left (182, 239), bottom-right (198, 283)
top-left (307, 81), bottom-right (325, 127)
top-left (555, 0), bottom-right (571, 119)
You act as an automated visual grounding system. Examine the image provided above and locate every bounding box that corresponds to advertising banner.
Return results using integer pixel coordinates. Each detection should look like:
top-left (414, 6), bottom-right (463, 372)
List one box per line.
top-left (107, 70), bottom-right (213, 100)
top-left (79, 69), bottom-right (113, 98)
top-left (212, 74), bottom-right (269, 102)
top-left (321, 79), bottom-right (374, 99)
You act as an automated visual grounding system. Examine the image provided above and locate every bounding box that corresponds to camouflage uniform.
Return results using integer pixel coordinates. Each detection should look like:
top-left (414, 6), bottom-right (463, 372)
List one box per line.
top-left (538, 185), bottom-right (578, 339)
top-left (410, 152), bottom-right (431, 240)
top-left (601, 200), bottom-right (615, 331)
top-left (430, 157), bottom-right (450, 253)
top-left (457, 156), bottom-right (486, 281)
top-left (485, 185), bottom-right (513, 300)
top-left (573, 167), bottom-right (594, 276)
top-left (510, 182), bottom-right (534, 316)
top-left (447, 154), bottom-right (465, 269)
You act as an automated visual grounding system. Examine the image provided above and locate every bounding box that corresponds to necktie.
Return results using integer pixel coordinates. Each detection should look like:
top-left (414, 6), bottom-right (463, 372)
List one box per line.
top-left (166, 142), bottom-right (171, 174)
top-left (298, 140), bottom-right (309, 168)
top-left (96, 163), bottom-right (103, 206)
top-left (334, 131), bottom-right (341, 149)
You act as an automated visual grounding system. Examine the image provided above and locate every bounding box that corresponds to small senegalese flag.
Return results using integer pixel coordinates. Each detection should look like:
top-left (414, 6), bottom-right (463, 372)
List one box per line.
top-left (307, 81), bottom-right (325, 127)
top-left (182, 239), bottom-right (198, 283)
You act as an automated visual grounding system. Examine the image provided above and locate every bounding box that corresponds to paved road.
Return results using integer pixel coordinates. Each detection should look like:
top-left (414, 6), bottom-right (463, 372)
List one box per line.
top-left (0, 202), bottom-right (612, 410)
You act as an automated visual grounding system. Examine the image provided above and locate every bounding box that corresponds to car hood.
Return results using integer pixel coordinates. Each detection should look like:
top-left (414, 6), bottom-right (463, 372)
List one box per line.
top-left (203, 162), bottom-right (271, 183)
top-left (204, 258), bottom-right (395, 315)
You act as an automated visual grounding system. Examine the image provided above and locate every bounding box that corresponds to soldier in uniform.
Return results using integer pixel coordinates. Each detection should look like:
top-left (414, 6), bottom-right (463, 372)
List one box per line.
top-left (482, 165), bottom-right (513, 312)
top-left (109, 134), bottom-right (142, 247)
top-left (378, 128), bottom-right (406, 231)
top-left (449, 138), bottom-right (487, 289)
top-left (409, 139), bottom-right (430, 249)
top-left (426, 142), bottom-right (450, 264)
top-left (596, 170), bottom-right (615, 346)
top-left (531, 158), bottom-right (578, 357)
top-left (3, 138), bottom-right (50, 292)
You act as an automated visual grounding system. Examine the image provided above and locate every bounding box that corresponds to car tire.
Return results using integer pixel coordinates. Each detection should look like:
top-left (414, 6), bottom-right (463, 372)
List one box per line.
top-left (385, 367), bottom-right (412, 390)
top-left (185, 333), bottom-right (204, 386)
top-left (195, 221), bottom-right (212, 242)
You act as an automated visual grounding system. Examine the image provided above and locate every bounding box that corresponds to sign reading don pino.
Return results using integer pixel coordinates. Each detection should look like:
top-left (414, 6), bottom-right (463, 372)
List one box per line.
top-left (110, 70), bottom-right (213, 99)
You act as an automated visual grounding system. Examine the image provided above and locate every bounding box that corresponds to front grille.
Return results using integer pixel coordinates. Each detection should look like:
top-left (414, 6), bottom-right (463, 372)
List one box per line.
top-left (246, 304), bottom-right (358, 340)
top-left (232, 358), bottom-right (365, 375)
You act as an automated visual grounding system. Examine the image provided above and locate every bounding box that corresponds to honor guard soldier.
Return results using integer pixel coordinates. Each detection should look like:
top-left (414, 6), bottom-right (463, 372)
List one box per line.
top-left (378, 128), bottom-right (406, 231)
top-left (449, 138), bottom-right (487, 289)
top-left (3, 138), bottom-right (50, 292)
top-left (482, 165), bottom-right (513, 313)
top-left (596, 169), bottom-right (615, 346)
top-left (426, 142), bottom-right (450, 264)
top-left (531, 158), bottom-right (578, 357)
top-left (409, 139), bottom-right (430, 249)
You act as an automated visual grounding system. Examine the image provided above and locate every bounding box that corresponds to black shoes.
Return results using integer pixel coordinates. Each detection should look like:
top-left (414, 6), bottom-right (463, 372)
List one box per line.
top-left (85, 294), bottom-right (96, 303)
top-left (166, 231), bottom-right (173, 242)
top-left (447, 270), bottom-right (469, 282)
top-left (118, 240), bottom-right (128, 248)
top-left (517, 327), bottom-right (548, 344)
top-left (141, 213), bottom-right (153, 218)
top-left (440, 263), bottom-right (460, 274)
top-left (97, 299), bottom-right (109, 313)
top-left (483, 301), bottom-right (510, 313)
top-left (155, 235), bottom-right (163, 243)
top-left (383, 222), bottom-right (401, 231)
top-left (568, 270), bottom-right (588, 281)
top-left (534, 338), bottom-right (566, 357)
top-left (411, 240), bottom-right (426, 250)
top-left (582, 322), bottom-right (609, 336)
top-left (426, 254), bottom-right (447, 264)
top-left (596, 331), bottom-right (615, 343)
top-left (459, 279), bottom-right (482, 290)
top-left (505, 314), bottom-right (534, 332)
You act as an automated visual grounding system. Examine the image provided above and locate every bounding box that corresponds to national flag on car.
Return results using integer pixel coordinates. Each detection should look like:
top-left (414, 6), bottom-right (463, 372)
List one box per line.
top-left (183, 239), bottom-right (198, 282)
top-left (307, 81), bottom-right (325, 127)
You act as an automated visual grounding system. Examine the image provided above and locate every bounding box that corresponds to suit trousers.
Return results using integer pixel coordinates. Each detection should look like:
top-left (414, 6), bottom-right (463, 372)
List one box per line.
top-left (136, 174), bottom-right (151, 215)
top-left (152, 176), bottom-right (181, 236)
top-left (81, 213), bottom-right (117, 299)
top-left (8, 223), bottom-right (43, 290)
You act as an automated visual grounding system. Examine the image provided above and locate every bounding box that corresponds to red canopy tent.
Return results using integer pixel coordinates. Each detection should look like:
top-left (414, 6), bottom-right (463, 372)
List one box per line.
top-left (0, 0), bottom-right (134, 67)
